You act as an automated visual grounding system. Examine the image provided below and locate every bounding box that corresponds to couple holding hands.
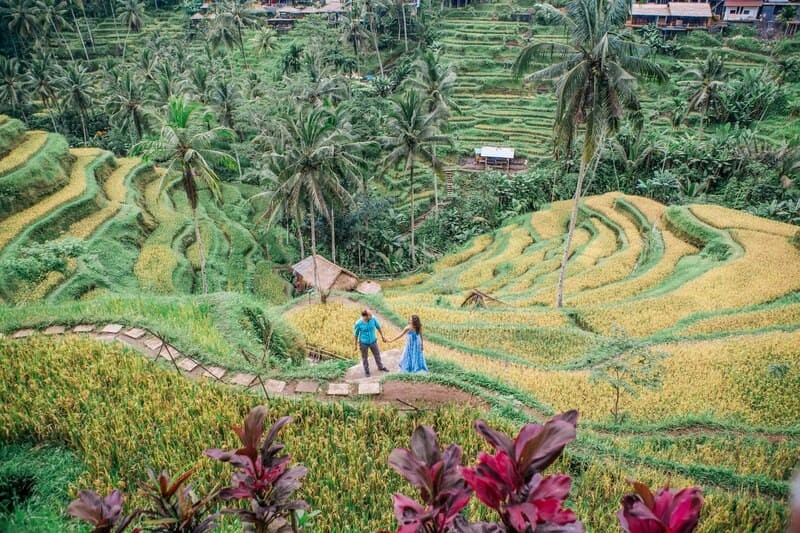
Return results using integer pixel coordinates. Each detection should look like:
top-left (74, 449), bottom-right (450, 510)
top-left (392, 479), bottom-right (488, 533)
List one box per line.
top-left (353, 309), bottom-right (428, 377)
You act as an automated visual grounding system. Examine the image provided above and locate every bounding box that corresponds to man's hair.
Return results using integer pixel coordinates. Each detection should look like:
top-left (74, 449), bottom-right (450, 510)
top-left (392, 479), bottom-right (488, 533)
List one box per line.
top-left (361, 309), bottom-right (370, 317)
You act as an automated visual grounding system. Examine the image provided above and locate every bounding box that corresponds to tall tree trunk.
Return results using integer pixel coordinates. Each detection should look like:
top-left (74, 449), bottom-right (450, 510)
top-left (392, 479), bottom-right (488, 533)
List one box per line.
top-left (330, 207), bottom-right (336, 264)
top-left (193, 206), bottom-right (208, 294)
top-left (409, 162), bottom-right (416, 266)
top-left (310, 203), bottom-right (326, 303)
top-left (297, 221), bottom-right (305, 258)
top-left (371, 17), bottom-right (384, 76)
top-left (554, 148), bottom-right (588, 308)
top-left (110, 1), bottom-right (121, 54)
top-left (79, 109), bottom-right (89, 146)
top-left (52, 21), bottom-right (75, 61)
top-left (122, 25), bottom-right (130, 59)
top-left (432, 143), bottom-right (439, 214)
top-left (237, 25), bottom-right (249, 69)
top-left (401, 0), bottom-right (408, 52)
top-left (70, 7), bottom-right (90, 60)
top-left (81, 5), bottom-right (96, 53)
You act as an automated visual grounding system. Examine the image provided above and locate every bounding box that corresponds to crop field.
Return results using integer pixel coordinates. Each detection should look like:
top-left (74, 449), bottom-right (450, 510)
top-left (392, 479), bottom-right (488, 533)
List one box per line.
top-left (1, 2), bottom-right (800, 530)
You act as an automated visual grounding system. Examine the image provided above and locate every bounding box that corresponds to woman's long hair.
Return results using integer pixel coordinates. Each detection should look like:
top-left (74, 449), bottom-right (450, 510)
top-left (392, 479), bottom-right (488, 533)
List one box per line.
top-left (410, 315), bottom-right (422, 334)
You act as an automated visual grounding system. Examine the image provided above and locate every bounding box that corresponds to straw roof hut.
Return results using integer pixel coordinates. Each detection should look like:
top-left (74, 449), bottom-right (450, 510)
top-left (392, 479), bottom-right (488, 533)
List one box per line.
top-left (292, 255), bottom-right (359, 292)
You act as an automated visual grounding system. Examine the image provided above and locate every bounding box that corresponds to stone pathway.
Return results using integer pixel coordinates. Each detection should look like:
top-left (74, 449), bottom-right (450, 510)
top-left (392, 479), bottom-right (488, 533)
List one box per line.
top-left (4, 325), bottom-right (396, 400)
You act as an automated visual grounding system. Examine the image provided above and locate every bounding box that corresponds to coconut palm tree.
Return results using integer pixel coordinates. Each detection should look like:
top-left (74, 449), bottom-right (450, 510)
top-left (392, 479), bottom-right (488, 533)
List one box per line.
top-left (341, 5), bottom-right (369, 71)
top-left (187, 63), bottom-right (212, 104)
top-left (117, 0), bottom-right (145, 59)
top-left (381, 90), bottom-right (452, 266)
top-left (254, 104), bottom-right (365, 300)
top-left (406, 51), bottom-right (459, 211)
top-left (678, 52), bottom-right (725, 135)
top-left (106, 70), bottom-right (148, 144)
top-left (36, 0), bottom-right (75, 60)
top-left (5, 0), bottom-right (42, 55)
top-left (0, 56), bottom-right (33, 122)
top-left (216, 0), bottom-right (257, 69)
top-left (57, 63), bottom-right (96, 144)
top-left (138, 97), bottom-right (236, 294)
top-left (66, 0), bottom-right (89, 60)
top-left (253, 26), bottom-right (277, 58)
top-left (513, 0), bottom-right (667, 308)
top-left (210, 75), bottom-right (241, 130)
top-left (27, 52), bottom-right (61, 131)
top-left (363, 0), bottom-right (385, 76)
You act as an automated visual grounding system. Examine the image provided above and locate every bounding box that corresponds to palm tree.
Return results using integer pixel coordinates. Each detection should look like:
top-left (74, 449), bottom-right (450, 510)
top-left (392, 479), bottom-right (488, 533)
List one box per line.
top-left (27, 52), bottom-right (61, 131)
top-left (117, 0), bottom-right (145, 59)
top-left (678, 52), bottom-right (725, 135)
top-left (71, 0), bottom-right (96, 54)
top-left (139, 98), bottom-right (236, 294)
top-left (57, 63), bottom-right (96, 145)
top-left (0, 56), bottom-right (33, 122)
top-left (36, 0), bottom-right (75, 61)
top-left (341, 5), bottom-right (369, 71)
top-left (66, 0), bottom-right (89, 60)
top-left (513, 0), bottom-right (667, 308)
top-left (5, 0), bottom-right (42, 55)
top-left (363, 0), bottom-right (385, 76)
top-left (208, 12), bottom-right (238, 75)
top-left (381, 90), bottom-right (451, 266)
top-left (253, 26), bottom-right (277, 58)
top-left (406, 51), bottom-right (459, 211)
top-left (106, 70), bottom-right (148, 144)
top-left (187, 63), bottom-right (212, 103)
top-left (210, 75), bottom-right (241, 130)
top-left (254, 105), bottom-right (365, 300)
top-left (392, 0), bottom-right (408, 53)
top-left (281, 42), bottom-right (303, 75)
top-left (215, 0), bottom-right (257, 69)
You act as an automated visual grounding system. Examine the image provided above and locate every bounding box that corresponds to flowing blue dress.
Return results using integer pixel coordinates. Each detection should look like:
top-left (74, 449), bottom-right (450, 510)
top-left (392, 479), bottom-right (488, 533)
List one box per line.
top-left (399, 330), bottom-right (428, 373)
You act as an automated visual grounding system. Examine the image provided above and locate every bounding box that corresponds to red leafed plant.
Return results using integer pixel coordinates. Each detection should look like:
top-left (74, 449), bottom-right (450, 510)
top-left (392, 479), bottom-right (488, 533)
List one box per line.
top-left (617, 481), bottom-right (703, 533)
top-left (204, 405), bottom-right (309, 532)
top-left (67, 489), bottom-right (136, 533)
top-left (460, 411), bottom-right (584, 533)
top-left (387, 425), bottom-right (474, 533)
top-left (137, 467), bottom-right (220, 532)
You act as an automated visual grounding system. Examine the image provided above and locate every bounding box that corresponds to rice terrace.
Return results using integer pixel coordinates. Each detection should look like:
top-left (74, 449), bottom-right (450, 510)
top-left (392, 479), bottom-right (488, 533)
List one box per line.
top-left (1, 0), bottom-right (800, 529)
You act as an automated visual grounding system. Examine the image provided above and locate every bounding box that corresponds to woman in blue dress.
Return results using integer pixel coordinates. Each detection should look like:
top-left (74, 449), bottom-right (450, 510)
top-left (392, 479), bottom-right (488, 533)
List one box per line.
top-left (388, 315), bottom-right (428, 373)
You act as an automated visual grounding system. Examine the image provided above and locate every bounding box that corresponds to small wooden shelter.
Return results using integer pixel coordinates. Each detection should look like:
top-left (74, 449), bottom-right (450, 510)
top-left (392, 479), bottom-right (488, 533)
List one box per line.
top-left (292, 255), bottom-right (359, 293)
top-left (474, 146), bottom-right (515, 171)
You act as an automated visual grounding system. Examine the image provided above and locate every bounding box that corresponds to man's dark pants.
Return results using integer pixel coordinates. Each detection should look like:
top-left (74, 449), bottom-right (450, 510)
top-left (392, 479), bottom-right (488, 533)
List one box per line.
top-left (359, 341), bottom-right (383, 373)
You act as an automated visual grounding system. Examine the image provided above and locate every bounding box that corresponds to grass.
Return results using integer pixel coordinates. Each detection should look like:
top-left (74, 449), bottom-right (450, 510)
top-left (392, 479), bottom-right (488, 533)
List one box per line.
top-left (0, 131), bottom-right (49, 176)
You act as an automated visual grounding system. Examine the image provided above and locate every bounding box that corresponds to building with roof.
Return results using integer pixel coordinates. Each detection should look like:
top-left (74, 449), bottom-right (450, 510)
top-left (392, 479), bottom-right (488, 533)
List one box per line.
top-left (628, 2), bottom-right (714, 28)
top-left (723, 0), bottom-right (762, 20)
top-left (292, 255), bottom-right (359, 293)
top-left (474, 146), bottom-right (515, 170)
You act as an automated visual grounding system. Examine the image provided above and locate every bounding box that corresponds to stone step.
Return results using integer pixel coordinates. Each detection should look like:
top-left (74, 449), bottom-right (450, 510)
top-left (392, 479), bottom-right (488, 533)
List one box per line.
top-left (201, 366), bottom-right (226, 380)
top-left (101, 323), bottom-right (124, 334)
top-left (327, 383), bottom-right (351, 396)
top-left (144, 337), bottom-right (163, 351)
top-left (263, 379), bottom-right (287, 394)
top-left (176, 357), bottom-right (199, 372)
top-left (72, 324), bottom-right (95, 333)
top-left (358, 382), bottom-right (382, 396)
top-left (229, 373), bottom-right (257, 387)
top-left (295, 381), bottom-right (320, 394)
top-left (12, 329), bottom-right (35, 339)
top-left (44, 325), bottom-right (66, 335)
top-left (123, 327), bottom-right (147, 339)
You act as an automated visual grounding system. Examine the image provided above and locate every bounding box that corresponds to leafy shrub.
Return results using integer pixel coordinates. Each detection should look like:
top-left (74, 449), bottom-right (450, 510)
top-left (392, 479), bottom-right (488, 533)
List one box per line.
top-left (726, 36), bottom-right (768, 54)
top-left (251, 262), bottom-right (289, 304)
top-left (0, 237), bottom-right (86, 284)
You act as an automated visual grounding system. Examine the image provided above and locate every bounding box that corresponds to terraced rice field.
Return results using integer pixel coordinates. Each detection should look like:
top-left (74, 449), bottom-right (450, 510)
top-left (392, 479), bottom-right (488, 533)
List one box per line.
top-left (0, 123), bottom-right (264, 302)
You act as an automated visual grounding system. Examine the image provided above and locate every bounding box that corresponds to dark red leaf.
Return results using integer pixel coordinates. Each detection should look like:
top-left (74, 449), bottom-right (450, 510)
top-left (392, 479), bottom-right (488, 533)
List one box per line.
top-left (474, 419), bottom-right (514, 456)
top-left (410, 425), bottom-right (441, 466)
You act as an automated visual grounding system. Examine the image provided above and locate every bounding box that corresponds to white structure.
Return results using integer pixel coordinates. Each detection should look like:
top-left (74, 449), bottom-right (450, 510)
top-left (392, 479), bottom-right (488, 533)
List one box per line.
top-left (723, 0), bottom-right (762, 20)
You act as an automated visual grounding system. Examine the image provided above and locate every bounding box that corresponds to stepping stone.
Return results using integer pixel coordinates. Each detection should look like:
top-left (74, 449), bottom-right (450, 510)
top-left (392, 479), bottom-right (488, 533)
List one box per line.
top-left (176, 358), bottom-right (199, 372)
top-left (101, 323), bottom-right (124, 334)
top-left (165, 345), bottom-right (182, 358)
top-left (358, 382), bottom-right (382, 396)
top-left (44, 325), bottom-right (66, 335)
top-left (327, 383), bottom-right (351, 396)
top-left (72, 324), bottom-right (94, 333)
top-left (12, 329), bottom-right (35, 339)
top-left (295, 381), bottom-right (319, 394)
top-left (144, 338), bottom-right (164, 351)
top-left (263, 379), bottom-right (287, 394)
top-left (201, 366), bottom-right (226, 380)
top-left (123, 327), bottom-right (147, 339)
top-left (229, 373), bottom-right (257, 387)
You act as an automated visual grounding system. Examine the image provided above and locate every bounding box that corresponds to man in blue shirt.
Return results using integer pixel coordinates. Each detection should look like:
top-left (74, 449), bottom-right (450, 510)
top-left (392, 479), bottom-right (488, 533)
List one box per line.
top-left (354, 309), bottom-right (389, 377)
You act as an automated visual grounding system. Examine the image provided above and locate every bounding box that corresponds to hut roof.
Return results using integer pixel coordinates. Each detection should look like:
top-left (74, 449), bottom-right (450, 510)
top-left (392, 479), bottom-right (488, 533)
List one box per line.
top-left (356, 280), bottom-right (382, 295)
top-left (292, 255), bottom-right (358, 291)
top-left (668, 2), bottom-right (713, 17)
top-left (631, 3), bottom-right (670, 16)
top-left (480, 146), bottom-right (515, 159)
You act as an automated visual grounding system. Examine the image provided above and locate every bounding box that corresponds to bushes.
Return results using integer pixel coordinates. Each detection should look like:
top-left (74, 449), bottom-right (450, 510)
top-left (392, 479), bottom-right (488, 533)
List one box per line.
top-left (0, 117), bottom-right (26, 158)
top-left (251, 262), bottom-right (289, 304)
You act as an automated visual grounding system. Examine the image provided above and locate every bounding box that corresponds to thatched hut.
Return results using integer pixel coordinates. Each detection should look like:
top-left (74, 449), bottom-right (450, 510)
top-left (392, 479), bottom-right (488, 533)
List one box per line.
top-left (292, 255), bottom-right (359, 292)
